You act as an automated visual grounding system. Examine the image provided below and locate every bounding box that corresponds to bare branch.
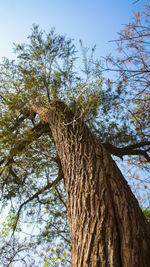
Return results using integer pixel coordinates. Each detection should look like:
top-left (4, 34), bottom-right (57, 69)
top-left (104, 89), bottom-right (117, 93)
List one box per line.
top-left (55, 186), bottom-right (67, 207)
top-left (132, 0), bottom-right (140, 4)
top-left (124, 141), bottom-right (150, 150)
top-left (12, 172), bottom-right (64, 234)
top-left (103, 142), bottom-right (150, 162)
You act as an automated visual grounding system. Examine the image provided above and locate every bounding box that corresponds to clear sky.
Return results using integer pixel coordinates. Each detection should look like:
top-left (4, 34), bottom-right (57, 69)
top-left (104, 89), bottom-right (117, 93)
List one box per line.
top-left (0, 0), bottom-right (146, 61)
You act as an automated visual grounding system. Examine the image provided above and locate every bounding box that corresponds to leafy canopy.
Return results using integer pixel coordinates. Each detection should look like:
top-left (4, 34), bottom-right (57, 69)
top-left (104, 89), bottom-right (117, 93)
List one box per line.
top-left (0, 15), bottom-right (149, 265)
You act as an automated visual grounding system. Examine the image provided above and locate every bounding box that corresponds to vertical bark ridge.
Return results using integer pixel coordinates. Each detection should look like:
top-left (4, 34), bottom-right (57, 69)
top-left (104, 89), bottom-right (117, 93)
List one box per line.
top-left (31, 102), bottom-right (150, 267)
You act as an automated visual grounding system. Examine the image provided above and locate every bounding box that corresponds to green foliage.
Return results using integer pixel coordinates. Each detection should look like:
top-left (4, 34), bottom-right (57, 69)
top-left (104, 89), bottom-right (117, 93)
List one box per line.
top-left (43, 252), bottom-right (70, 267)
top-left (0, 211), bottom-right (21, 237)
top-left (0, 17), bottom-right (149, 265)
top-left (143, 208), bottom-right (150, 223)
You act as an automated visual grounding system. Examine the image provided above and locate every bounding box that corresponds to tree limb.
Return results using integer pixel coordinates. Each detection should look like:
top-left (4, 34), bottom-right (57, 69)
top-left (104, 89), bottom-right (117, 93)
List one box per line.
top-left (12, 171), bottom-right (64, 234)
top-left (0, 122), bottom-right (51, 173)
top-left (103, 142), bottom-right (150, 162)
top-left (124, 141), bottom-right (150, 150)
top-left (55, 186), bottom-right (67, 207)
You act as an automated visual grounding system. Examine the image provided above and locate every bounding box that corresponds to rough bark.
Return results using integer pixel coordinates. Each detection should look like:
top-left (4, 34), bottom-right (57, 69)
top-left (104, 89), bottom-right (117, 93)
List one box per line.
top-left (31, 101), bottom-right (150, 267)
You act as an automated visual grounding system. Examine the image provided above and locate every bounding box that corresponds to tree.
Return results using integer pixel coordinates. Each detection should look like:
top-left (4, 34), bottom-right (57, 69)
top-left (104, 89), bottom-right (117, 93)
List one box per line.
top-left (0, 22), bottom-right (150, 266)
top-left (30, 100), bottom-right (150, 266)
top-left (100, 4), bottom-right (150, 171)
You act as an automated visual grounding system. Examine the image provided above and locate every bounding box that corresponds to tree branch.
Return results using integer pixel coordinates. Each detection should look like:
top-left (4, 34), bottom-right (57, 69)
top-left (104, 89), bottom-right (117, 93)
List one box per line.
top-left (103, 142), bottom-right (150, 162)
top-left (0, 122), bottom-right (51, 176)
top-left (12, 172), bottom-right (64, 234)
top-left (124, 141), bottom-right (150, 150)
top-left (55, 186), bottom-right (67, 207)
top-left (11, 122), bottom-right (51, 155)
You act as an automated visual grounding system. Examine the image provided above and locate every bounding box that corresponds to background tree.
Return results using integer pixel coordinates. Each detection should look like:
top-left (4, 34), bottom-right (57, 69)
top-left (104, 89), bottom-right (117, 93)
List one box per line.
top-left (0, 5), bottom-right (150, 264)
top-left (100, 4), bottom-right (150, 168)
top-left (99, 3), bottom-right (150, 207)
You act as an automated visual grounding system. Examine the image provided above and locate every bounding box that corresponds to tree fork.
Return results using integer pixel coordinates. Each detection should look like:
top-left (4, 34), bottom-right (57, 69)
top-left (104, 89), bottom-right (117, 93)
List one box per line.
top-left (31, 101), bottom-right (150, 267)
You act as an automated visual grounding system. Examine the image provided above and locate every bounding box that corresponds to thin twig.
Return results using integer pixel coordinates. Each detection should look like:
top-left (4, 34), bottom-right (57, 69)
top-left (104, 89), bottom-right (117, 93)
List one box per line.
top-left (12, 174), bottom-right (63, 235)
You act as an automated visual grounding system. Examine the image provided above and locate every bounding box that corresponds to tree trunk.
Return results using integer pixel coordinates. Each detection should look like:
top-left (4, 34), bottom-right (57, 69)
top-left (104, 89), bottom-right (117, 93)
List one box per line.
top-left (31, 101), bottom-right (150, 267)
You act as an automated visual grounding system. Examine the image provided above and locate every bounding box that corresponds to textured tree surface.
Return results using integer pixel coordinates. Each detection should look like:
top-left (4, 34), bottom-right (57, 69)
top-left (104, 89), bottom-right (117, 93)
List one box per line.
top-left (31, 101), bottom-right (150, 267)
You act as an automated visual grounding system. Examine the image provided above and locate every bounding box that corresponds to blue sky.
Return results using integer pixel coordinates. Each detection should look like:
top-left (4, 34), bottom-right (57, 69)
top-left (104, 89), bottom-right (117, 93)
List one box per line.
top-left (0, 0), bottom-right (145, 61)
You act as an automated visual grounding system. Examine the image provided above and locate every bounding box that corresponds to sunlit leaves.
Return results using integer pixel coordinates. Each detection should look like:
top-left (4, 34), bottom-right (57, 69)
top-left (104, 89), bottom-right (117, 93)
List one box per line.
top-left (0, 17), bottom-right (150, 265)
top-left (0, 211), bottom-right (21, 237)
top-left (143, 207), bottom-right (150, 223)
